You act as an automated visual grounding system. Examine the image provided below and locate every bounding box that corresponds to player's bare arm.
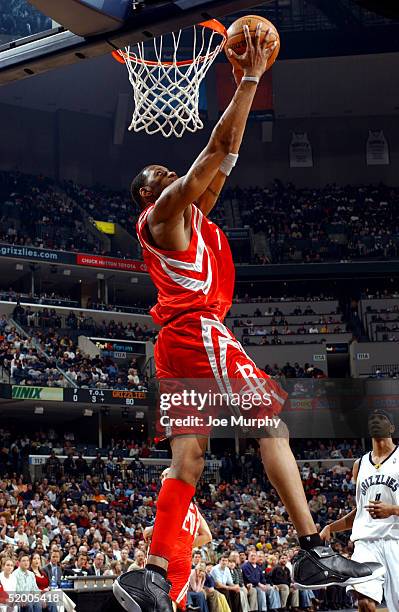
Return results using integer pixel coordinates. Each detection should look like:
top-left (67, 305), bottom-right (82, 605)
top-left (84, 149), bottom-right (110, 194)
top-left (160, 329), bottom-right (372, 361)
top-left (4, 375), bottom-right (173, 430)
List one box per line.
top-left (319, 508), bottom-right (357, 542)
top-left (179, 33), bottom-right (276, 219)
top-left (143, 525), bottom-right (153, 542)
top-left (193, 49), bottom-right (268, 218)
top-left (192, 513), bottom-right (212, 547)
top-left (147, 25), bottom-right (277, 250)
top-left (195, 170), bottom-right (227, 217)
top-left (320, 459), bottom-right (360, 541)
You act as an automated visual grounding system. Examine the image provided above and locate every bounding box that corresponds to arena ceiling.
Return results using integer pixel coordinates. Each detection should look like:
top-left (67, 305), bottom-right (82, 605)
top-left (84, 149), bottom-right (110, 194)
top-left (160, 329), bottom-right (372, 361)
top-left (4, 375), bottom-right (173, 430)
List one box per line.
top-left (0, 1), bottom-right (398, 121)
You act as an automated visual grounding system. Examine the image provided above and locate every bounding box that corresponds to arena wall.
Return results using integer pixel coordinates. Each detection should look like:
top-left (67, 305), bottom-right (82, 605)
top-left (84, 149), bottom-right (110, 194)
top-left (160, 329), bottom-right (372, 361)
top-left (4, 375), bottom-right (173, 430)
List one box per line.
top-left (0, 109), bottom-right (398, 188)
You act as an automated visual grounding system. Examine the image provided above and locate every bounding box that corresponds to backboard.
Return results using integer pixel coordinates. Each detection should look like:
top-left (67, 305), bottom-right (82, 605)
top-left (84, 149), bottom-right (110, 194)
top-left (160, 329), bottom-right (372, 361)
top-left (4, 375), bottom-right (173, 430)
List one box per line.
top-left (0, 0), bottom-right (263, 86)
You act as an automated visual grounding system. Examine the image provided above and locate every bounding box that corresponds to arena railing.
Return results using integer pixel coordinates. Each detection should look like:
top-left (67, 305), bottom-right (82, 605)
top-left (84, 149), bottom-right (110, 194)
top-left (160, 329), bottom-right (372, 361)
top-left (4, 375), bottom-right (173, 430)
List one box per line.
top-left (28, 455), bottom-right (355, 484)
top-left (0, 300), bottom-right (154, 327)
top-left (28, 455), bottom-right (223, 484)
top-left (0, 291), bottom-right (79, 308)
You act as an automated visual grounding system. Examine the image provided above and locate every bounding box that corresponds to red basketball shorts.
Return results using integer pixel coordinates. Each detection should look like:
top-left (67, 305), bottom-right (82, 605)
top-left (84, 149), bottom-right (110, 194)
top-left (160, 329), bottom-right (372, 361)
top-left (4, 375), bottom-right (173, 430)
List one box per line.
top-left (154, 312), bottom-right (287, 437)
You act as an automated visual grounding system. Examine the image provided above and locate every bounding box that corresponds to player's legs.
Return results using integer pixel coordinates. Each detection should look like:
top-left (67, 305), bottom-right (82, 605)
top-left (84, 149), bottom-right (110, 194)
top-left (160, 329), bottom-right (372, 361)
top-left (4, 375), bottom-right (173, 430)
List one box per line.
top-left (147, 435), bottom-right (208, 571)
top-left (203, 315), bottom-right (316, 537)
top-left (381, 539), bottom-right (399, 612)
top-left (114, 435), bottom-right (207, 612)
top-left (202, 320), bottom-right (385, 589)
top-left (357, 595), bottom-right (377, 612)
top-left (259, 437), bottom-right (316, 536)
top-left (347, 541), bottom-right (384, 609)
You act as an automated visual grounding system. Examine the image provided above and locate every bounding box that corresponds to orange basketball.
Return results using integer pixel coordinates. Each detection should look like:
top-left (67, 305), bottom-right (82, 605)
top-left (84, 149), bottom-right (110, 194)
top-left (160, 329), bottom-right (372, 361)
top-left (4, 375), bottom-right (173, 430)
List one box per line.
top-left (225, 15), bottom-right (280, 71)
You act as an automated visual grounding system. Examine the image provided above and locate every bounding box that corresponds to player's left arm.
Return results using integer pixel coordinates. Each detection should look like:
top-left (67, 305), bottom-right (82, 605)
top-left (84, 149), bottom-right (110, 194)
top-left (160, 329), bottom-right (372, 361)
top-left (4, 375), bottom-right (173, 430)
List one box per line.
top-left (195, 171), bottom-right (227, 217)
top-left (365, 500), bottom-right (399, 519)
top-left (193, 512), bottom-right (212, 547)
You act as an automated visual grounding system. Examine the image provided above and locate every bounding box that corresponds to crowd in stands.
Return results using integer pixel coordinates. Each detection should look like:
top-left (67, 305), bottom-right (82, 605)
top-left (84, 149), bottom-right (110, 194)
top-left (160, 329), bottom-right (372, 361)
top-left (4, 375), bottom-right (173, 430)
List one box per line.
top-left (85, 299), bottom-right (150, 315)
top-left (0, 430), bottom-right (367, 611)
top-left (230, 295), bottom-right (337, 307)
top-left (0, 317), bottom-right (66, 388)
top-left (62, 180), bottom-right (228, 236)
top-left (0, 426), bottom-right (363, 463)
top-left (262, 363), bottom-right (326, 379)
top-left (0, 0), bottom-right (51, 39)
top-left (62, 181), bottom-right (135, 236)
top-left (0, 172), bottom-right (105, 255)
top-left (0, 287), bottom-right (151, 316)
top-left (223, 181), bottom-right (399, 263)
top-left (0, 314), bottom-right (149, 390)
top-left (0, 289), bottom-right (79, 308)
top-left (233, 306), bottom-right (346, 347)
top-left (242, 321), bottom-right (345, 343)
top-left (2, 170), bottom-right (399, 266)
top-left (361, 289), bottom-right (399, 300)
top-left (12, 304), bottom-right (157, 342)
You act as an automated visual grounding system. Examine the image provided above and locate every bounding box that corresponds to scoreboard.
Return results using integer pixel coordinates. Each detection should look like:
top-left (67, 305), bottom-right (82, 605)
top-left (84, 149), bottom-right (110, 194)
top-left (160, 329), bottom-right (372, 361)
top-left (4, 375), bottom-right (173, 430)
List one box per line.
top-left (63, 388), bottom-right (148, 406)
top-left (1, 384), bottom-right (149, 407)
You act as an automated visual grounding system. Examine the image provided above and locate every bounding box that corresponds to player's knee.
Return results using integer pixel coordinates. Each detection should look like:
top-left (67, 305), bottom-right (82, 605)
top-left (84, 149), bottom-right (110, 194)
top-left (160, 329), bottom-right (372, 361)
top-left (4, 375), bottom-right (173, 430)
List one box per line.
top-left (258, 430), bottom-right (290, 451)
top-left (358, 597), bottom-right (376, 612)
top-left (172, 449), bottom-right (205, 484)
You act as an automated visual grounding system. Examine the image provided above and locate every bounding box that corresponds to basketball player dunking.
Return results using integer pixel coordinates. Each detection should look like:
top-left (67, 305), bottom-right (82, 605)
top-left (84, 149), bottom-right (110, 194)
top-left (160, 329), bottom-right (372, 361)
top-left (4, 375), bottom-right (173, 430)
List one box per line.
top-left (143, 468), bottom-right (212, 612)
top-left (320, 409), bottom-right (398, 612)
top-left (113, 25), bottom-right (383, 612)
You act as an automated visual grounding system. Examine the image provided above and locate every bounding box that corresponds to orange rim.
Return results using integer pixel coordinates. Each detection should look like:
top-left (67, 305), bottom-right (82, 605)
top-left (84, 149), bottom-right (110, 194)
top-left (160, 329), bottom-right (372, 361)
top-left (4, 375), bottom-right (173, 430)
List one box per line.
top-left (112, 19), bottom-right (227, 66)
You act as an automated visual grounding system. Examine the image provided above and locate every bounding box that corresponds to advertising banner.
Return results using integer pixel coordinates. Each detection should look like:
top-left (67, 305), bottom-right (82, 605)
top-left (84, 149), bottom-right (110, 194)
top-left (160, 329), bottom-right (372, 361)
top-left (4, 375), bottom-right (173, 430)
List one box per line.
top-left (76, 254), bottom-right (147, 272)
top-left (12, 386), bottom-right (63, 401)
top-left (0, 244), bottom-right (75, 264)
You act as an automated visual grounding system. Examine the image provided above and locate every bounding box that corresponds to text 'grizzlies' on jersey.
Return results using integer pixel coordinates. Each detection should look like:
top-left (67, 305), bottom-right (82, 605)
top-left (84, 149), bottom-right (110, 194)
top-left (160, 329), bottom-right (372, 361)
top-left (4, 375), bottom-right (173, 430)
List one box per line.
top-left (351, 446), bottom-right (399, 541)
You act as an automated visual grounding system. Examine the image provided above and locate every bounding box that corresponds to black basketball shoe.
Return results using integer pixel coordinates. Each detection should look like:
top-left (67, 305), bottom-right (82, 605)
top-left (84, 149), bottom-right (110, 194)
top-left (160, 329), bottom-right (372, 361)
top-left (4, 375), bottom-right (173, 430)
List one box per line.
top-left (113, 569), bottom-right (173, 612)
top-left (293, 546), bottom-right (385, 589)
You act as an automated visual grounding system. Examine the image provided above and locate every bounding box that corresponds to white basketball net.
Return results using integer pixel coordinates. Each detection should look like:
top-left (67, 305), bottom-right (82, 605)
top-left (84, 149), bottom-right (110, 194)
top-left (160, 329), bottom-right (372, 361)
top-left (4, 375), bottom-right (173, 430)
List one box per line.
top-left (115, 22), bottom-right (226, 138)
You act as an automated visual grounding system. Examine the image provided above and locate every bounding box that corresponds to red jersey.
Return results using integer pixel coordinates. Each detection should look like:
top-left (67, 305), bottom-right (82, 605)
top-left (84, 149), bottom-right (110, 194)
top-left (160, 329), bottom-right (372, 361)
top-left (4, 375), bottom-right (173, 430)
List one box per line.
top-left (136, 204), bottom-right (235, 326)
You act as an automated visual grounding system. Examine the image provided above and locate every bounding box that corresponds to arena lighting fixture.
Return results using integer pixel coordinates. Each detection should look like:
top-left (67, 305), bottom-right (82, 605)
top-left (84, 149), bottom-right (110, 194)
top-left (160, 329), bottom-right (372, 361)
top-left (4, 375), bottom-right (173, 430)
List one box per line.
top-left (83, 408), bottom-right (93, 416)
top-left (34, 406), bottom-right (44, 415)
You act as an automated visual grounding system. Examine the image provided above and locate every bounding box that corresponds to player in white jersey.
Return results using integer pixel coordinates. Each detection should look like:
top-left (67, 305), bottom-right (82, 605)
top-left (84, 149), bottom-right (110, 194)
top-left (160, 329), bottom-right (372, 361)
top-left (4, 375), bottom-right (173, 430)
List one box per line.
top-left (320, 409), bottom-right (399, 611)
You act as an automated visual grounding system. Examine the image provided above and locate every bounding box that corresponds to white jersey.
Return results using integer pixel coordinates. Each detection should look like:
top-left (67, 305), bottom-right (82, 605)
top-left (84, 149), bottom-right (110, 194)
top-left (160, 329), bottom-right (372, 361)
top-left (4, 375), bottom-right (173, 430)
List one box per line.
top-left (351, 445), bottom-right (399, 541)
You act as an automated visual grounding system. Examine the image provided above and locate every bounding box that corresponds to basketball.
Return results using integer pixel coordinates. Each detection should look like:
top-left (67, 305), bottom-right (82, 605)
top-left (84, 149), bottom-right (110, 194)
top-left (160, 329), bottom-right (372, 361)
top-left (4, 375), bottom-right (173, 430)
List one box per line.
top-left (225, 15), bottom-right (280, 71)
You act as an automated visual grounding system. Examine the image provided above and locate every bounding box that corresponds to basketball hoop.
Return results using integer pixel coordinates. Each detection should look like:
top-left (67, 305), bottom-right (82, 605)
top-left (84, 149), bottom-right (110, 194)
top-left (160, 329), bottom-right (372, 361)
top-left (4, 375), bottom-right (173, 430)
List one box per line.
top-left (112, 20), bottom-right (227, 138)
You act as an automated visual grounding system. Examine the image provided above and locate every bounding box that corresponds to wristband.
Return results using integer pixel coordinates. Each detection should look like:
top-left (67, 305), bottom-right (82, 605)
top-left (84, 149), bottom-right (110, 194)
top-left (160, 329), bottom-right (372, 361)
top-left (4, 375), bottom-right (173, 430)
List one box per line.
top-left (242, 76), bottom-right (259, 84)
top-left (220, 153), bottom-right (239, 176)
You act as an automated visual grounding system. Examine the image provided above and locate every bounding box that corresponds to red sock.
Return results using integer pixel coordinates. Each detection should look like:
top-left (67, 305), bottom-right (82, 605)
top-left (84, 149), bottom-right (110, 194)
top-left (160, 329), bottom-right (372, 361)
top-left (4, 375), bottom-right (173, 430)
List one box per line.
top-left (149, 478), bottom-right (195, 560)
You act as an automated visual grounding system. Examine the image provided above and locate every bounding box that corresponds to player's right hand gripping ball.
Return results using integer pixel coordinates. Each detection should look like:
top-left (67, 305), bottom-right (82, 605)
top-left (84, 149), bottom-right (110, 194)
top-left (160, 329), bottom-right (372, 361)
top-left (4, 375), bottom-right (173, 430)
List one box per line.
top-left (225, 15), bottom-right (280, 71)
